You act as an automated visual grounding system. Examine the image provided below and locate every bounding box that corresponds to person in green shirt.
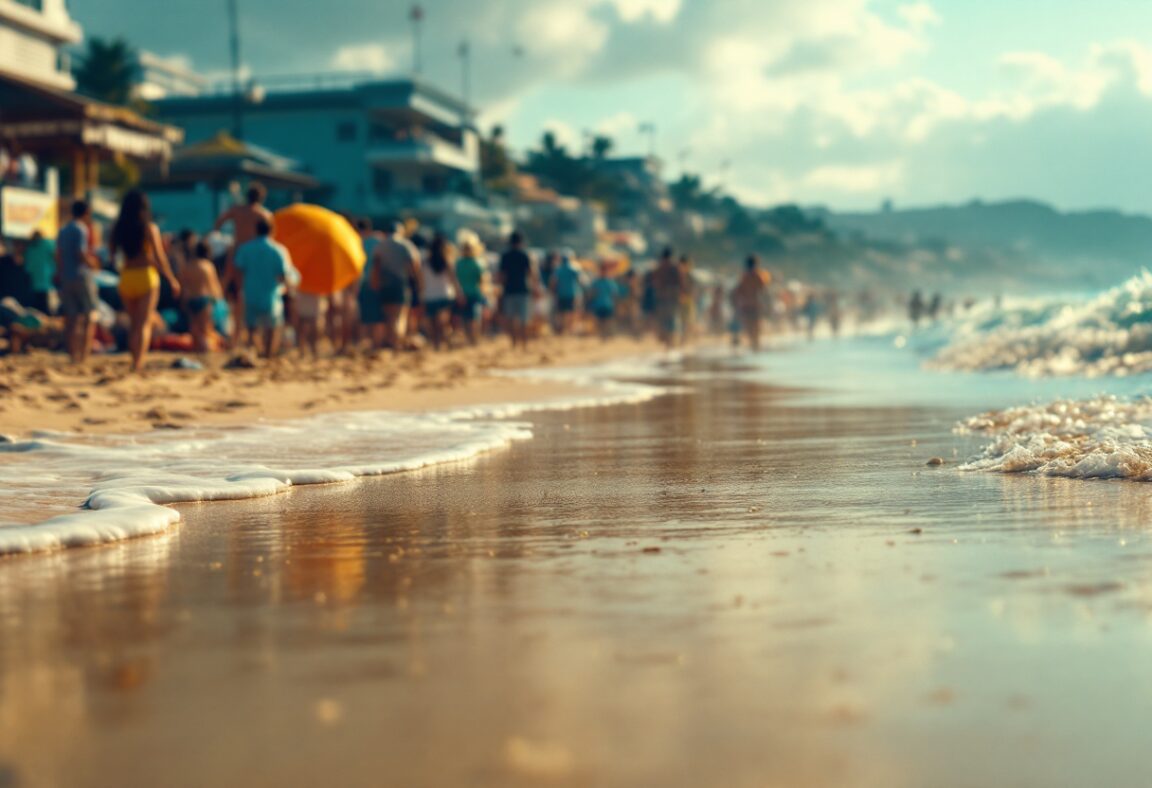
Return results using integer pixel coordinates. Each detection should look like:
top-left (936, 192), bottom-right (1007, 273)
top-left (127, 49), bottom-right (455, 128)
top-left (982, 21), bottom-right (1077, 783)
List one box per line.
top-left (454, 233), bottom-right (489, 346)
top-left (23, 230), bottom-right (56, 314)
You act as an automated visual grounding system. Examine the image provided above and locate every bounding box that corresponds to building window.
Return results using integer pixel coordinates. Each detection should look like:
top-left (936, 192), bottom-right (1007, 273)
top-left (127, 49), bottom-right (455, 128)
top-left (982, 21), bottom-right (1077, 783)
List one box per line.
top-left (336, 121), bottom-right (357, 142)
top-left (422, 174), bottom-right (444, 195)
top-left (373, 169), bottom-right (393, 197)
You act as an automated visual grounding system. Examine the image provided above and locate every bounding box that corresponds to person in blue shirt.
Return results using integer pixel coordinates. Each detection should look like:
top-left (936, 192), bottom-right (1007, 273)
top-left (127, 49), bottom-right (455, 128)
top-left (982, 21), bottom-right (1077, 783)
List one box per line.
top-left (549, 251), bottom-right (586, 336)
top-left (589, 262), bottom-right (622, 340)
top-left (232, 217), bottom-right (296, 358)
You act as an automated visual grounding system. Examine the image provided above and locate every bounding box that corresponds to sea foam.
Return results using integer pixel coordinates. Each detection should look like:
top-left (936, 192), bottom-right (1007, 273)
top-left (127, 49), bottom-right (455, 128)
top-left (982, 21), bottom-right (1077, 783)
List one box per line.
top-left (958, 395), bottom-right (1152, 479)
top-left (0, 360), bottom-right (669, 557)
top-left (933, 272), bottom-right (1152, 377)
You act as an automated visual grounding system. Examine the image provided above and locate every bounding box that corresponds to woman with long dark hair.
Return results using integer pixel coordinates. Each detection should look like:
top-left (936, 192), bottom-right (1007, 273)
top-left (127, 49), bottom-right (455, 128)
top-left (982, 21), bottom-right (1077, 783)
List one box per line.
top-left (110, 189), bottom-right (180, 372)
top-left (420, 234), bottom-right (462, 350)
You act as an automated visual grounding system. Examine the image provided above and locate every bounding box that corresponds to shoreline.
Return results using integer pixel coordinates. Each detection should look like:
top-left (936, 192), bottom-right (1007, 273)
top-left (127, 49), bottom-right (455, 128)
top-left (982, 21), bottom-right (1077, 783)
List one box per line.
top-left (0, 335), bottom-right (681, 556)
top-left (0, 335), bottom-right (677, 440)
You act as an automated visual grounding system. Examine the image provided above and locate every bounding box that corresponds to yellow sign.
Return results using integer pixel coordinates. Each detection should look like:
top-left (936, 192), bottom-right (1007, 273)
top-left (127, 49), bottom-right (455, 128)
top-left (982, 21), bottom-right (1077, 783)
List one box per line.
top-left (0, 187), bottom-right (58, 239)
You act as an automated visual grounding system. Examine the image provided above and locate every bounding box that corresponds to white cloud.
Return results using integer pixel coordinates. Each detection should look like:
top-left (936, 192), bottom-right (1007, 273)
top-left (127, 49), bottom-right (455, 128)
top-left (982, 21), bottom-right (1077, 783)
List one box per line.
top-left (330, 43), bottom-right (397, 74)
top-left (594, 111), bottom-right (640, 139)
top-left (608, 0), bottom-right (682, 24)
top-left (801, 162), bottom-right (906, 195)
top-left (898, 2), bottom-right (940, 31)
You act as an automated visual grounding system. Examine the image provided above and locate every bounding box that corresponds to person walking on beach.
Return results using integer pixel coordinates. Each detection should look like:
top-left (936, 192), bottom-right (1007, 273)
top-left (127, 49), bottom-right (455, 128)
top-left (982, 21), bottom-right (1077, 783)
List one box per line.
top-left (651, 248), bottom-right (689, 349)
top-left (732, 254), bottom-right (770, 351)
top-left (499, 231), bottom-right (538, 351)
top-left (23, 230), bottom-right (55, 315)
top-left (215, 183), bottom-right (273, 343)
top-left (110, 190), bottom-right (181, 373)
top-left (369, 221), bottom-right (421, 351)
top-left (588, 262), bottom-right (621, 340)
top-left (550, 251), bottom-right (586, 336)
top-left (421, 234), bottom-right (462, 351)
top-left (180, 241), bottom-right (225, 353)
top-left (454, 232), bottom-right (488, 346)
top-left (234, 217), bottom-right (294, 359)
top-left (56, 200), bottom-right (101, 364)
top-left (678, 255), bottom-right (698, 343)
top-left (356, 218), bottom-right (385, 348)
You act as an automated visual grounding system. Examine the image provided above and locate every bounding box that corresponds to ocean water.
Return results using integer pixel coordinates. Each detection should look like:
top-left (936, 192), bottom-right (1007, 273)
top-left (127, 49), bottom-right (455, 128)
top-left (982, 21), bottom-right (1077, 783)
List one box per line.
top-left (933, 271), bottom-right (1152, 377)
top-left (0, 359), bottom-right (669, 556)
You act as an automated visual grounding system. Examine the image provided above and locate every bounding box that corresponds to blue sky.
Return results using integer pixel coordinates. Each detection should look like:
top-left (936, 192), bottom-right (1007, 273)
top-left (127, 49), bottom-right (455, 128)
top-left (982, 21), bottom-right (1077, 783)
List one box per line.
top-left (74, 0), bottom-right (1152, 213)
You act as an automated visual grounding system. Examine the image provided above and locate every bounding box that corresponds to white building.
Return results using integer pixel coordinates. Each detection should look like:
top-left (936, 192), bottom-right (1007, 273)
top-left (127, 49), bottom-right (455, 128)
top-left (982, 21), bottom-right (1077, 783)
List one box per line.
top-left (0, 0), bottom-right (80, 90)
top-left (135, 51), bottom-right (208, 101)
top-left (154, 76), bottom-right (511, 239)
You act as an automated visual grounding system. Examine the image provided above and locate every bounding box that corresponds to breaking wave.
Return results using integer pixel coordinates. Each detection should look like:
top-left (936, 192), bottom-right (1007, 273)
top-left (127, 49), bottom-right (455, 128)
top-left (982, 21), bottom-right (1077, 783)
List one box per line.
top-left (933, 272), bottom-right (1152, 377)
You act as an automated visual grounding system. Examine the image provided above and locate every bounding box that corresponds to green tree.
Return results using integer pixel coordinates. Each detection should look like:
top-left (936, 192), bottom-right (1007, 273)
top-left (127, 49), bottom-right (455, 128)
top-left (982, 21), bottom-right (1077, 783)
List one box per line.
top-left (74, 37), bottom-right (140, 106)
top-left (591, 134), bottom-right (614, 160)
top-left (480, 125), bottom-right (517, 193)
top-left (669, 173), bottom-right (719, 213)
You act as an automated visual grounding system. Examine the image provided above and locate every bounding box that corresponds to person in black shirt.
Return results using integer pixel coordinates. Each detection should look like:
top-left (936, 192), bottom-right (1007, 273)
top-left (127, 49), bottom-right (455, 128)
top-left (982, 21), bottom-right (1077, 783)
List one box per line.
top-left (498, 231), bottom-right (538, 349)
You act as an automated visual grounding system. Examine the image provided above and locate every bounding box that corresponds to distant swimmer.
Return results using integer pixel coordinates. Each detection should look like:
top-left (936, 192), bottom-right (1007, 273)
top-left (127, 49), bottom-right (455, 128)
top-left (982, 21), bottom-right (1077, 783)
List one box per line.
top-left (909, 290), bottom-right (925, 327)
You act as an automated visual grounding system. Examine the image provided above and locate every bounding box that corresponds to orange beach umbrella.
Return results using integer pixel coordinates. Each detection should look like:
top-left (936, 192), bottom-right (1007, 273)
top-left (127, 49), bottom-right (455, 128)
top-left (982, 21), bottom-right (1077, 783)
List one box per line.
top-left (272, 204), bottom-right (365, 295)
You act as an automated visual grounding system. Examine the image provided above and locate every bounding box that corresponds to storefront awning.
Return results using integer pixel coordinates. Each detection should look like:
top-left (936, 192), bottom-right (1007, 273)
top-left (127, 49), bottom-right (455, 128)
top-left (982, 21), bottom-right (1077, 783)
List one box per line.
top-left (0, 67), bottom-right (182, 160)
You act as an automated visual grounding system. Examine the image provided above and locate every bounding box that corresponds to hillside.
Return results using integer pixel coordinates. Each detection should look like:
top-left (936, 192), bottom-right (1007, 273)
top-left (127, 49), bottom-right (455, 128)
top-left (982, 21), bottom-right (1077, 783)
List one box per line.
top-left (818, 200), bottom-right (1152, 287)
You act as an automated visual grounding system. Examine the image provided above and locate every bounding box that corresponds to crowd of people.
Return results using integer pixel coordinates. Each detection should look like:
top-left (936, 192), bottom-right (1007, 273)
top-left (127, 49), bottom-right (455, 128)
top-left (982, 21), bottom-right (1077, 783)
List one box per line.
top-left (0, 181), bottom-right (906, 370)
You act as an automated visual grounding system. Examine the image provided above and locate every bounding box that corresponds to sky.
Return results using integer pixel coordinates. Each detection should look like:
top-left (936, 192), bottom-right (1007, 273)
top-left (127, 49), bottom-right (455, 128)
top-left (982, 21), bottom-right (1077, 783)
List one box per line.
top-left (74, 0), bottom-right (1152, 214)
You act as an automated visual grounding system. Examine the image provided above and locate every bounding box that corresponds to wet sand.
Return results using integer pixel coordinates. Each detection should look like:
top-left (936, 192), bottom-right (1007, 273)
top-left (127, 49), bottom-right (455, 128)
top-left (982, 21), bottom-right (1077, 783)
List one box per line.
top-left (0, 335), bottom-right (663, 438)
top-left (3, 358), bottom-right (1152, 787)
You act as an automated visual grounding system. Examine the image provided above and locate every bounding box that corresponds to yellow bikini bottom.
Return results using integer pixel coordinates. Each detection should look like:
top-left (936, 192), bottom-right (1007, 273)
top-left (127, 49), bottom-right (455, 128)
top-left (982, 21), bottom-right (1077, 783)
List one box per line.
top-left (119, 266), bottom-right (160, 300)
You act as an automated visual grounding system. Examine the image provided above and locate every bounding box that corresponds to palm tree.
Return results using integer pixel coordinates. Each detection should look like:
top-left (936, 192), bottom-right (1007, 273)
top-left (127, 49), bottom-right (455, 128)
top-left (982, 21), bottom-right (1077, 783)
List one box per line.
top-left (74, 38), bottom-right (140, 106)
top-left (591, 135), bottom-right (614, 160)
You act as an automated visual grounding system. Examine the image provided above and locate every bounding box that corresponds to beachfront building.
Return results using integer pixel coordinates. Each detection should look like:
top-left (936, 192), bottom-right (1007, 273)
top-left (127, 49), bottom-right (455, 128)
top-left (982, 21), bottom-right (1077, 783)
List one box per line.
top-left (135, 51), bottom-right (208, 102)
top-left (0, 0), bottom-right (80, 90)
top-left (154, 75), bottom-right (512, 239)
top-left (0, 0), bottom-right (181, 238)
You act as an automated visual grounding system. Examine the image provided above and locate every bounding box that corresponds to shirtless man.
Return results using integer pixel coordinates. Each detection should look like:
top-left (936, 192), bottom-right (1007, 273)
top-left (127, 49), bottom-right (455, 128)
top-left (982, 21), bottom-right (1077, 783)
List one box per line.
top-left (180, 240), bottom-right (225, 352)
top-left (215, 182), bottom-right (273, 343)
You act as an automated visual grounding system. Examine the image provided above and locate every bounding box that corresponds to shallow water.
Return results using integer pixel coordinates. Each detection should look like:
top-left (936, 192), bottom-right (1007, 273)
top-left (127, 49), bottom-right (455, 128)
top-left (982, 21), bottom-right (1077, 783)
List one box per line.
top-left (4, 348), bottom-right (1152, 787)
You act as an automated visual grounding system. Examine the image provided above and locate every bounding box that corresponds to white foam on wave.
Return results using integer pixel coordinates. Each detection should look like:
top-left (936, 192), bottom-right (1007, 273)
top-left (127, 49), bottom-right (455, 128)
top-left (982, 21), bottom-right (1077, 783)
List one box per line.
top-left (0, 360), bottom-right (669, 557)
top-left (957, 395), bottom-right (1152, 479)
top-left (933, 272), bottom-right (1152, 377)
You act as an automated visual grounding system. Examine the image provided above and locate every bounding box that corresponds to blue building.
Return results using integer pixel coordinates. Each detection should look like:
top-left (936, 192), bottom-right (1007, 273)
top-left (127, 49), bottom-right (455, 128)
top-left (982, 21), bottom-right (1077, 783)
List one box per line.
top-left (154, 76), bottom-right (510, 238)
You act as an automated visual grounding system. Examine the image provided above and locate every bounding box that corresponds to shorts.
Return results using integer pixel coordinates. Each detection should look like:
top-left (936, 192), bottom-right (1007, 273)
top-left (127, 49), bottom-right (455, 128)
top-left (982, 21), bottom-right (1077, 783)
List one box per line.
top-left (456, 295), bottom-right (486, 321)
top-left (502, 293), bottom-right (532, 324)
top-left (28, 291), bottom-right (51, 315)
top-left (187, 296), bottom-right (217, 316)
top-left (380, 276), bottom-right (411, 306)
top-left (119, 266), bottom-right (160, 300)
top-left (655, 304), bottom-right (680, 335)
top-left (246, 305), bottom-right (284, 330)
top-left (738, 307), bottom-right (762, 327)
top-left (296, 292), bottom-right (327, 321)
top-left (358, 284), bottom-right (384, 325)
top-left (425, 298), bottom-right (454, 318)
top-left (556, 295), bottom-right (578, 314)
top-left (60, 276), bottom-right (98, 318)
top-left (593, 304), bottom-right (615, 321)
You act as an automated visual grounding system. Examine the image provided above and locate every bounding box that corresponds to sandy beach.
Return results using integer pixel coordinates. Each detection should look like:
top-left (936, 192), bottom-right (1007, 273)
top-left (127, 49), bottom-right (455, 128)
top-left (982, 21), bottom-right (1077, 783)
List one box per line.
top-left (4, 350), bottom-right (1152, 787)
top-left (0, 336), bottom-right (668, 439)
